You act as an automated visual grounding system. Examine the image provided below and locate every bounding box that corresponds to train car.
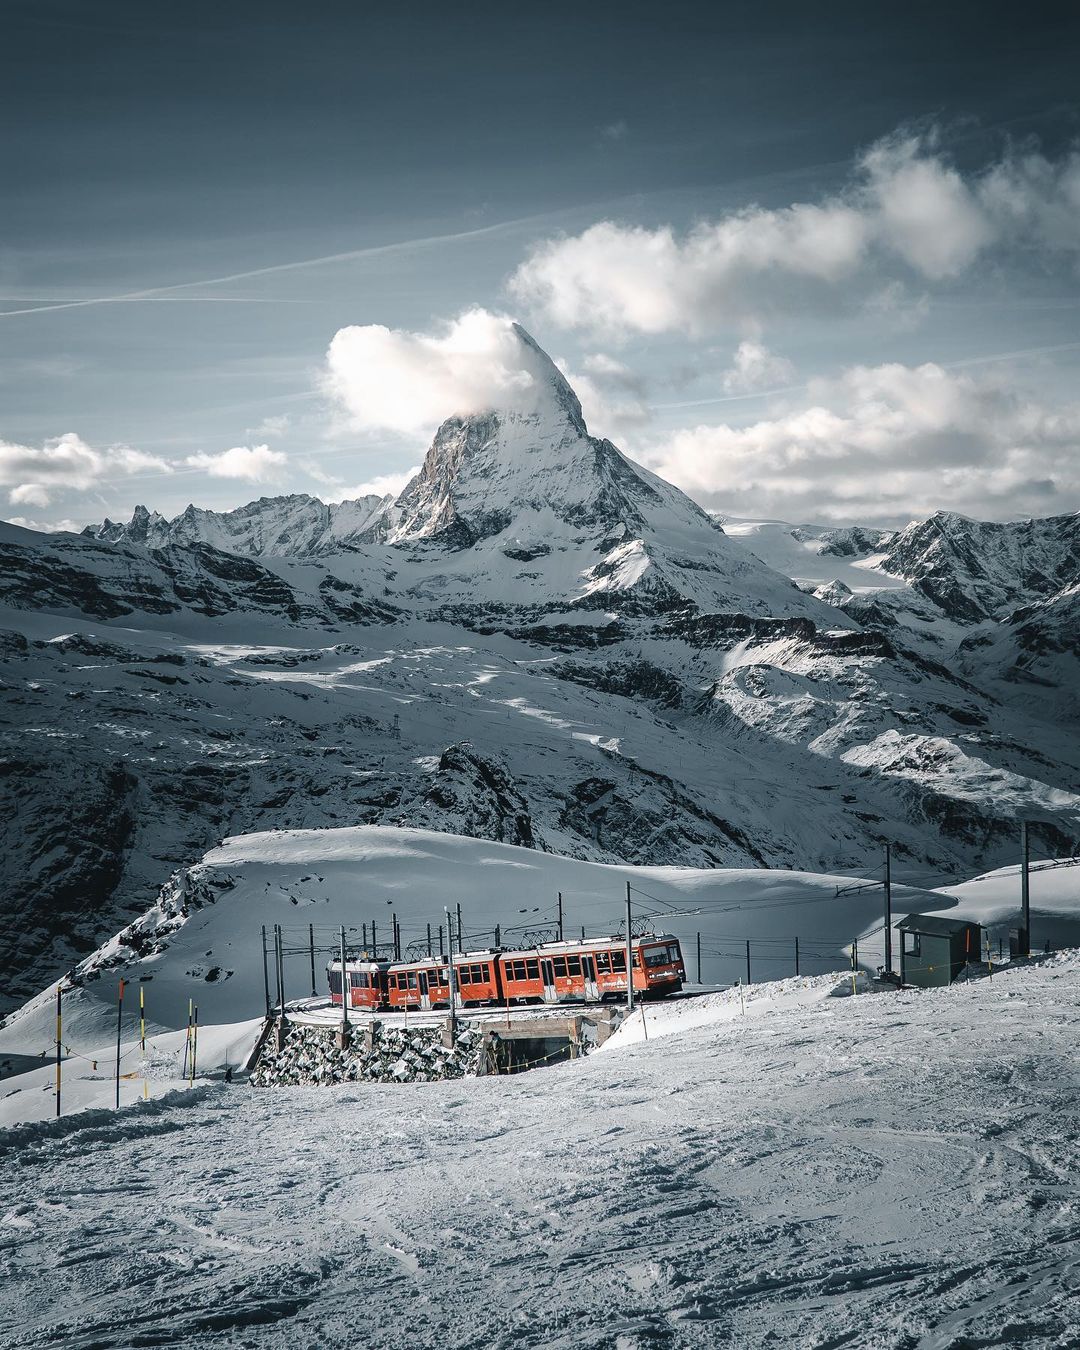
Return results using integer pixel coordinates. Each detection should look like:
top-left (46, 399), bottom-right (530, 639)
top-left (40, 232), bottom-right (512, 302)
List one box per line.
top-left (498, 934), bottom-right (685, 1004)
top-left (327, 934), bottom-right (685, 1012)
top-left (386, 952), bottom-right (501, 1010)
top-left (327, 957), bottom-right (387, 1011)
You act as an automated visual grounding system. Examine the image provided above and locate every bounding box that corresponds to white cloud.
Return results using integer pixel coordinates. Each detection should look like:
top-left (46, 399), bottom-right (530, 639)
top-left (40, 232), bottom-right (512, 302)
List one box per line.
top-left (597, 119), bottom-right (628, 143)
top-left (185, 444), bottom-right (287, 482)
top-left (0, 432), bottom-right (168, 506)
top-left (324, 308), bottom-right (542, 436)
top-left (246, 413), bottom-right (290, 438)
top-left (721, 341), bottom-right (796, 394)
top-left (4, 516), bottom-right (83, 533)
top-left (9, 482), bottom-right (51, 507)
top-left (509, 131), bottom-right (1080, 336)
top-left (556, 351), bottom-right (653, 437)
top-left (324, 468), bottom-right (420, 502)
top-left (644, 362), bottom-right (1080, 524)
top-left (861, 134), bottom-right (992, 279)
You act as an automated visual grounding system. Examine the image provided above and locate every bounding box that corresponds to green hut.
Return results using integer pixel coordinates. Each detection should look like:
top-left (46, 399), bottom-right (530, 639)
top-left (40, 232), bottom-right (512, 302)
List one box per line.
top-left (898, 913), bottom-right (982, 988)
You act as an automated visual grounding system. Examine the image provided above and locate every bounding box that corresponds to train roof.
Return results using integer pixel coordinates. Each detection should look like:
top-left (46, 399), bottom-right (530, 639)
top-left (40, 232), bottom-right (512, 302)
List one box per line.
top-left (329, 933), bottom-right (680, 971)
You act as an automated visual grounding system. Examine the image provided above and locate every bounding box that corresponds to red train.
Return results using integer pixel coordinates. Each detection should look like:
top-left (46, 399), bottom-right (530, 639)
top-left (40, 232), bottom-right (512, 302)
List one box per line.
top-left (327, 934), bottom-right (685, 1012)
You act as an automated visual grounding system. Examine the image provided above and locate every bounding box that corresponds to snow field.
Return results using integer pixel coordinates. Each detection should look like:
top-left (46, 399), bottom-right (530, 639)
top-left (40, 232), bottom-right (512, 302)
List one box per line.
top-left (2, 953), bottom-right (1079, 1347)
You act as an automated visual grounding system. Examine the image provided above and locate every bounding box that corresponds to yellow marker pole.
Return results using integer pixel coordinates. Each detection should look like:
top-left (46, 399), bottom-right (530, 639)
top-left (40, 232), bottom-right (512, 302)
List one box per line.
top-left (55, 984), bottom-right (62, 1119)
top-left (143, 1079), bottom-right (149, 1100)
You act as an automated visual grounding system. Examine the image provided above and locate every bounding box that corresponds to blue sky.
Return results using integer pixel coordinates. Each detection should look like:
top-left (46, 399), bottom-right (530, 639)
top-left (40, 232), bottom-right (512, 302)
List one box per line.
top-left (3, 0), bottom-right (1079, 528)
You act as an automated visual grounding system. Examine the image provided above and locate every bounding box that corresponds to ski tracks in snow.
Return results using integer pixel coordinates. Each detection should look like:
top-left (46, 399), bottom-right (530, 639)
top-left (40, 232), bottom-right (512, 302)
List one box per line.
top-left (3, 961), bottom-right (1080, 1346)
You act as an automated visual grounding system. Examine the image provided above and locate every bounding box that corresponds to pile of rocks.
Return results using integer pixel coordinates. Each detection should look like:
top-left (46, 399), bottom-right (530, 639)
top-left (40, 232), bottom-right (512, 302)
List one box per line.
top-left (250, 1020), bottom-right (483, 1086)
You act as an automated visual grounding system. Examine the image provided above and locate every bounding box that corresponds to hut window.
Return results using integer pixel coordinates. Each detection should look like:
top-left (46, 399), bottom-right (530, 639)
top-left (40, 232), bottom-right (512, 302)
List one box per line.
top-left (902, 932), bottom-right (921, 956)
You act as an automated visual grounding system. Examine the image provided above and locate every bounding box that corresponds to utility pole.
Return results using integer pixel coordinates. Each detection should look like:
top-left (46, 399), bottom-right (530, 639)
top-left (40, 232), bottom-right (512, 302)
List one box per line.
top-left (309, 923), bottom-right (317, 998)
top-left (339, 925), bottom-right (349, 1035)
top-left (883, 842), bottom-right (893, 975)
top-left (696, 932), bottom-right (702, 985)
top-left (371, 921), bottom-right (377, 956)
top-left (261, 925), bottom-right (270, 1019)
top-left (427, 923), bottom-right (432, 957)
top-left (438, 923), bottom-right (444, 957)
top-left (393, 912), bottom-right (400, 961)
top-left (745, 940), bottom-right (751, 986)
top-left (457, 903), bottom-right (463, 954)
top-left (115, 979), bottom-right (124, 1110)
top-left (445, 907), bottom-right (459, 1037)
top-left (55, 984), bottom-right (62, 1119)
top-left (625, 882), bottom-right (634, 1011)
top-left (276, 924), bottom-right (286, 1015)
top-left (1021, 821), bottom-right (1031, 955)
top-left (494, 923), bottom-right (501, 948)
top-left (794, 936), bottom-right (800, 977)
top-left (558, 892), bottom-right (564, 942)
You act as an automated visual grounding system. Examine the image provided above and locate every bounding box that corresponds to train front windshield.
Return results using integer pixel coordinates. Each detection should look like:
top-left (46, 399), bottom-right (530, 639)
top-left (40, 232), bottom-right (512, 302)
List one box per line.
top-left (643, 942), bottom-right (681, 967)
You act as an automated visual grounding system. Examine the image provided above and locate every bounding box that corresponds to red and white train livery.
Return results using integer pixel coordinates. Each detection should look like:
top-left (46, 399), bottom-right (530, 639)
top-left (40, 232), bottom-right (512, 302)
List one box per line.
top-left (328, 934), bottom-right (685, 1011)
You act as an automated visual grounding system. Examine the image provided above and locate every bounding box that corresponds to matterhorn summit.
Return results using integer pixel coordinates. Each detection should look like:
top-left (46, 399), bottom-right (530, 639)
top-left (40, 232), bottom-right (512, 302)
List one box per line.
top-left (378, 323), bottom-right (818, 615)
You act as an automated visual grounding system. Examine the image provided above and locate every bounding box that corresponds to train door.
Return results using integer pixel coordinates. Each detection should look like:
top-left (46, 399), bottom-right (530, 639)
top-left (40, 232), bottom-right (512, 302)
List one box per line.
top-left (581, 956), bottom-right (599, 1001)
top-left (417, 970), bottom-right (431, 1011)
top-left (540, 958), bottom-right (557, 1003)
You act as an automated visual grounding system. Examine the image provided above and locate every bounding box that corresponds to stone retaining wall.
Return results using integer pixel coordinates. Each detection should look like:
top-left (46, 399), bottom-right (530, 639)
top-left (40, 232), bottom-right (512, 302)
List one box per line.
top-left (250, 1019), bottom-right (482, 1086)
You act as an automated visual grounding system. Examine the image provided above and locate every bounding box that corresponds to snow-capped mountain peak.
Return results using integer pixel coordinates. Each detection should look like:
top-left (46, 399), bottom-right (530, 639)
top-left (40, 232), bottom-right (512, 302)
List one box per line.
top-left (386, 322), bottom-right (706, 548)
top-left (86, 491), bottom-right (394, 557)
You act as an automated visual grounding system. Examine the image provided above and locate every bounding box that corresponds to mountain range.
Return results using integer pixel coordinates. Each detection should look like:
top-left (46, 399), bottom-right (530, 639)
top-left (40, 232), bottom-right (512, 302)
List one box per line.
top-left (2, 324), bottom-right (1077, 1008)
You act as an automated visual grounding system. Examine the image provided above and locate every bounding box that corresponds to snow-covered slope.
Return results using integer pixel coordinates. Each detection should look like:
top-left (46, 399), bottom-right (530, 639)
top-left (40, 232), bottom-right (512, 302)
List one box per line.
top-left (3, 946), bottom-right (1080, 1347)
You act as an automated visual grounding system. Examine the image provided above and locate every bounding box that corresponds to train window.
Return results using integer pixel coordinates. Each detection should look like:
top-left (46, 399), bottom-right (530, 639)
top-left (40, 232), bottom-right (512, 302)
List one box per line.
top-left (566, 956), bottom-right (581, 976)
top-left (610, 950), bottom-right (626, 972)
top-left (643, 946), bottom-right (671, 966)
top-left (526, 959), bottom-right (540, 979)
top-left (595, 952), bottom-right (610, 973)
top-left (407, 972), bottom-right (418, 989)
top-left (552, 957), bottom-right (567, 978)
top-left (479, 963), bottom-right (490, 981)
top-left (510, 960), bottom-right (528, 981)
top-left (356, 973), bottom-right (370, 988)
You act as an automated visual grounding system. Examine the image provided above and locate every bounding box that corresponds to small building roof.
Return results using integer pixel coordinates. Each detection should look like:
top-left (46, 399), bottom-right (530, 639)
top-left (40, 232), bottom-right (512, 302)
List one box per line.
top-left (897, 912), bottom-right (980, 937)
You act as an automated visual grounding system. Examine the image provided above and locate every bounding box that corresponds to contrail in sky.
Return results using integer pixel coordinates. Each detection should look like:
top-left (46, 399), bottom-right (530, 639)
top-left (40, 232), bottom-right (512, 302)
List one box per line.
top-left (0, 215), bottom-right (541, 319)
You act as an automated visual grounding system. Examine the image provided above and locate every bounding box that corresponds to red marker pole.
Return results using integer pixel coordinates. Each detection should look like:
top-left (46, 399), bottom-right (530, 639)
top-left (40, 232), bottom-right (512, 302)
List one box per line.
top-left (115, 978), bottom-right (125, 1109)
